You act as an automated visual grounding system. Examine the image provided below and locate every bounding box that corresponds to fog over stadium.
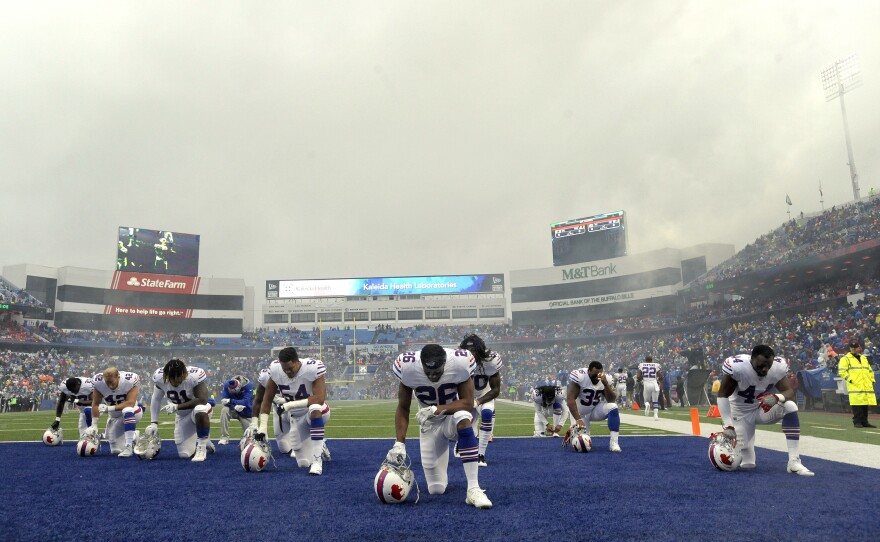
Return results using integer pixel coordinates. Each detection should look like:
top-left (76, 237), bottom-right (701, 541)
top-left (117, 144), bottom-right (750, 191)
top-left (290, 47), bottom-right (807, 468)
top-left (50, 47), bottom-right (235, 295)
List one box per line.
top-left (2, 1), bottom-right (879, 290)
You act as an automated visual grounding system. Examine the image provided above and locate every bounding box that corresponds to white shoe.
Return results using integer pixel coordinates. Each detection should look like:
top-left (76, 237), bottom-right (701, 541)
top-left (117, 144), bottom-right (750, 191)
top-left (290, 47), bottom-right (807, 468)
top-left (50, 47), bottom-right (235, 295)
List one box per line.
top-left (321, 442), bottom-right (331, 461)
top-left (290, 449), bottom-right (297, 460)
top-left (192, 442), bottom-right (207, 462)
top-left (533, 431), bottom-right (547, 437)
top-left (207, 440), bottom-right (216, 454)
top-left (609, 442), bottom-right (622, 453)
top-left (309, 457), bottom-right (323, 475)
top-left (552, 432), bottom-right (560, 438)
top-left (118, 443), bottom-right (134, 458)
top-left (740, 463), bottom-right (756, 470)
top-left (787, 458), bottom-right (814, 476)
top-left (218, 438), bottom-right (229, 445)
top-left (466, 488), bottom-right (493, 509)
top-left (478, 454), bottom-right (487, 467)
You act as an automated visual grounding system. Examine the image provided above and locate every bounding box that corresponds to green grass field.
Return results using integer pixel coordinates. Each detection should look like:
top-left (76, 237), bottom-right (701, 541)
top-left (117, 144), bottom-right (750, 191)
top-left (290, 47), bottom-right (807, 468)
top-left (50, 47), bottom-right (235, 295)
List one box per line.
top-left (4, 402), bottom-right (878, 444)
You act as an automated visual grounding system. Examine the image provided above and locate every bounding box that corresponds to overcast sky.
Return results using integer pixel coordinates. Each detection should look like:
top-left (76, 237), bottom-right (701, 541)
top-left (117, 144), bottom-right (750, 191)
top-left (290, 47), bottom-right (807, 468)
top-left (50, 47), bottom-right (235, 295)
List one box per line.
top-left (2, 1), bottom-right (878, 292)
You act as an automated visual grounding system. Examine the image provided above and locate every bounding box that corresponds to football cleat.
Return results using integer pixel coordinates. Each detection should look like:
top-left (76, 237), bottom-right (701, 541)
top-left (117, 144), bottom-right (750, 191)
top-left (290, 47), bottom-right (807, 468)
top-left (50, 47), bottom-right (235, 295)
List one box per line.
top-left (478, 454), bottom-right (488, 467)
top-left (609, 442), bottom-right (622, 453)
top-left (43, 427), bottom-right (63, 446)
top-left (118, 443), bottom-right (135, 458)
top-left (708, 432), bottom-right (742, 471)
top-left (787, 458), bottom-right (814, 476)
top-left (321, 441), bottom-right (331, 461)
top-left (465, 488), bottom-right (493, 509)
top-left (218, 438), bottom-right (229, 445)
top-left (192, 442), bottom-right (207, 462)
top-left (134, 432), bottom-right (162, 460)
top-left (309, 457), bottom-right (323, 476)
top-left (375, 455), bottom-right (418, 504)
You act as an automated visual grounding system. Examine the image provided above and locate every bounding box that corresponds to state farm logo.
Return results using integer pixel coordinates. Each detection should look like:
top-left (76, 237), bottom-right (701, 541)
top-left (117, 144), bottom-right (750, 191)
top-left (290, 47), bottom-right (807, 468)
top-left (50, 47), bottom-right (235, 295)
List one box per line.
top-left (126, 276), bottom-right (187, 290)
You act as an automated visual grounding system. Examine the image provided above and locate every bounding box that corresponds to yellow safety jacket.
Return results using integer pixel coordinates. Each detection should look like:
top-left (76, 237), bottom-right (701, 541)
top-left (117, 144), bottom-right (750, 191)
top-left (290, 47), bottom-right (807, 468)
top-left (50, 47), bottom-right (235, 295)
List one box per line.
top-left (839, 352), bottom-right (877, 406)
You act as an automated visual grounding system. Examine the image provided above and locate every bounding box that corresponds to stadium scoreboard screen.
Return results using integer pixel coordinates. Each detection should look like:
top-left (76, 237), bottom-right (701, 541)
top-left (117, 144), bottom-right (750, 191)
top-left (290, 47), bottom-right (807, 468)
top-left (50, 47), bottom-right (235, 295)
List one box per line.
top-left (116, 227), bottom-right (201, 277)
top-left (551, 210), bottom-right (627, 266)
top-left (266, 274), bottom-right (505, 298)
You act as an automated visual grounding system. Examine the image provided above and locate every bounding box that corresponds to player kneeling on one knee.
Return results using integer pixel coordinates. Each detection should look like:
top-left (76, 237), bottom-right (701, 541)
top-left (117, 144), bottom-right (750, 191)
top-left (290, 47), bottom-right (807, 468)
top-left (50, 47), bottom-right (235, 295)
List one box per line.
top-left (149, 359), bottom-right (214, 462)
top-left (715, 346), bottom-right (813, 476)
top-left (384, 344), bottom-right (492, 509)
top-left (255, 346), bottom-right (331, 476)
top-left (564, 361), bottom-right (621, 453)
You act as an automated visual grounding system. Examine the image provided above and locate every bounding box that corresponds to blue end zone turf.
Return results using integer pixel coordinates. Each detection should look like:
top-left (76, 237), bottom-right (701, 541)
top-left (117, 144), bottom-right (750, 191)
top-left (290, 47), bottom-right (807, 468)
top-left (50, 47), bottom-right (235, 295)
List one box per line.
top-left (1, 436), bottom-right (877, 541)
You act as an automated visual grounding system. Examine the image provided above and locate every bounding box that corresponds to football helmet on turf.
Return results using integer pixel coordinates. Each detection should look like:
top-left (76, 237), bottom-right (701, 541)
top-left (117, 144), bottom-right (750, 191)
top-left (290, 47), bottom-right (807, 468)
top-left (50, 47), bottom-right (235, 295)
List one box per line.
top-left (374, 456), bottom-right (418, 504)
top-left (241, 440), bottom-right (272, 472)
top-left (708, 432), bottom-right (742, 472)
top-left (572, 431), bottom-right (592, 453)
top-left (134, 432), bottom-right (162, 460)
top-left (76, 434), bottom-right (100, 457)
top-left (42, 427), bottom-right (63, 446)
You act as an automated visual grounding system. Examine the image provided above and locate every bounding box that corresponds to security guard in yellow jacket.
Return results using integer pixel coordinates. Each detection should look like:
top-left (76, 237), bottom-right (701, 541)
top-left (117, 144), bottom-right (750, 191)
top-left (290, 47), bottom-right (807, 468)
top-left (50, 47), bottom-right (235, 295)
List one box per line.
top-left (839, 339), bottom-right (877, 428)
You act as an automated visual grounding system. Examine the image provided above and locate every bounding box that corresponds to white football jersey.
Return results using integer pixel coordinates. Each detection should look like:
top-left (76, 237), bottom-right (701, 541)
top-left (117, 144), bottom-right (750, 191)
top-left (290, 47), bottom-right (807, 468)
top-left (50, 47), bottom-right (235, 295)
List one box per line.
top-left (722, 354), bottom-right (789, 414)
top-left (614, 372), bottom-right (628, 387)
top-left (529, 386), bottom-right (566, 407)
top-left (473, 352), bottom-right (503, 400)
top-left (569, 368), bottom-right (609, 413)
top-left (59, 377), bottom-right (94, 406)
top-left (152, 366), bottom-right (207, 408)
top-left (92, 371), bottom-right (140, 406)
top-left (257, 367), bottom-right (271, 388)
top-left (393, 348), bottom-right (475, 408)
top-left (638, 362), bottom-right (661, 383)
top-left (268, 358), bottom-right (326, 416)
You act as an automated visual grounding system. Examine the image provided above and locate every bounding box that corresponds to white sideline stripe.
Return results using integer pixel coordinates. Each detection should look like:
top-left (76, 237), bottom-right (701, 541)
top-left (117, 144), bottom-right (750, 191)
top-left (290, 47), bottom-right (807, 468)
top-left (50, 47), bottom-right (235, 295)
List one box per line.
top-left (811, 426), bottom-right (845, 431)
top-left (498, 399), bottom-right (880, 470)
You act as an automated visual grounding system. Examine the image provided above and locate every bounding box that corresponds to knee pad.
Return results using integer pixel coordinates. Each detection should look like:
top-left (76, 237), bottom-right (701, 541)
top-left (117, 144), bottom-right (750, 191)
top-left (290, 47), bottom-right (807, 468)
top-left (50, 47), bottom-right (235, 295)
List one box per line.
top-left (452, 410), bottom-right (473, 425)
top-left (783, 401), bottom-right (798, 414)
top-left (296, 455), bottom-right (311, 468)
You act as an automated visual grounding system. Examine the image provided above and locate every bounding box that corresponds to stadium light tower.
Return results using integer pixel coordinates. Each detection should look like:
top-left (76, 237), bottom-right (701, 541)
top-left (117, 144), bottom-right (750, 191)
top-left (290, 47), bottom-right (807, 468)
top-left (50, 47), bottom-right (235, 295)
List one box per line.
top-left (821, 54), bottom-right (863, 200)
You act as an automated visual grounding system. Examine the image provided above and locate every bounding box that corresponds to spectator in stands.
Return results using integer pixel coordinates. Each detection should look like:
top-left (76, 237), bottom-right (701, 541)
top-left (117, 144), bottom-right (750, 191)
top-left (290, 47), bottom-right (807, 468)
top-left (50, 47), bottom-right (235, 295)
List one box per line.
top-left (838, 339), bottom-right (877, 428)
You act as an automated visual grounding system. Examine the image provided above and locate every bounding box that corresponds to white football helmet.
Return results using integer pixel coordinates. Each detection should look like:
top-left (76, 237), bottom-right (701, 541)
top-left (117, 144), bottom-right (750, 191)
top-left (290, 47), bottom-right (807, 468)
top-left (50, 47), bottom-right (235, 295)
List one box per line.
top-left (709, 432), bottom-right (742, 471)
top-left (134, 432), bottom-right (162, 460)
top-left (76, 434), bottom-right (100, 457)
top-left (240, 431), bottom-right (254, 452)
top-left (43, 427), bottom-right (63, 446)
top-left (572, 432), bottom-right (592, 453)
top-left (374, 456), bottom-right (418, 504)
top-left (241, 440), bottom-right (272, 472)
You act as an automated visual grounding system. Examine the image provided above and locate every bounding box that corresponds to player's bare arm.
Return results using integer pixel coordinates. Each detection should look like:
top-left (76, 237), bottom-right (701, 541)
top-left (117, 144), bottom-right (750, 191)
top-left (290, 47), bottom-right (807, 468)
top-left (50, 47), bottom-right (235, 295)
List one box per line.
top-left (308, 376), bottom-right (327, 406)
top-left (601, 373), bottom-right (617, 403)
top-left (478, 373), bottom-right (502, 405)
top-left (566, 382), bottom-right (583, 426)
top-left (773, 373), bottom-right (796, 402)
top-left (436, 378), bottom-right (476, 416)
top-left (176, 382), bottom-right (208, 410)
top-left (395, 382), bottom-right (413, 443)
top-left (260, 378), bottom-right (279, 415)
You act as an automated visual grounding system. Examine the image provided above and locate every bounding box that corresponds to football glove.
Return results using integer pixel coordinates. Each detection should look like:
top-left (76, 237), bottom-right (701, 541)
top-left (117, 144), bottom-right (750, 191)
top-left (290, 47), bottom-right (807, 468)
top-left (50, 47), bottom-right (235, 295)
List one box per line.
top-left (243, 424), bottom-right (256, 439)
top-left (722, 425), bottom-right (737, 444)
top-left (234, 404), bottom-right (245, 413)
top-left (99, 403), bottom-right (113, 414)
top-left (83, 426), bottom-right (98, 438)
top-left (221, 398), bottom-right (231, 406)
top-left (415, 406), bottom-right (438, 425)
top-left (386, 441), bottom-right (406, 463)
top-left (161, 403), bottom-right (178, 414)
top-left (145, 423), bottom-right (158, 437)
top-left (757, 393), bottom-right (784, 413)
top-left (51, 420), bottom-right (61, 431)
top-left (272, 395), bottom-right (286, 408)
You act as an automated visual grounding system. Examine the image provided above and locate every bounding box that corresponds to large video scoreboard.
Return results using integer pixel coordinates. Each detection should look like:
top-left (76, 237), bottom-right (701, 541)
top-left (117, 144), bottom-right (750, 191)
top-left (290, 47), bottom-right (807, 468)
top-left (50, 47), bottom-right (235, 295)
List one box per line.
top-left (551, 210), bottom-right (627, 266)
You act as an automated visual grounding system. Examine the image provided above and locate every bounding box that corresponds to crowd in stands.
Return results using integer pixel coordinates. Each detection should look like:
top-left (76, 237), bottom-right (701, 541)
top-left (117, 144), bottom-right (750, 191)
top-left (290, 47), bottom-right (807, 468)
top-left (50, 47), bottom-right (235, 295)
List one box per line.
top-left (0, 277), bottom-right (43, 307)
top-left (698, 196), bottom-right (880, 284)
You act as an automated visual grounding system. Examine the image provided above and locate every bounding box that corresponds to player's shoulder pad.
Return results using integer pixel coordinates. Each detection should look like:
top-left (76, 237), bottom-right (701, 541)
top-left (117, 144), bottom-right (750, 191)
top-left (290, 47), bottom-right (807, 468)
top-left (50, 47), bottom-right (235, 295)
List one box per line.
top-left (152, 367), bottom-right (164, 382)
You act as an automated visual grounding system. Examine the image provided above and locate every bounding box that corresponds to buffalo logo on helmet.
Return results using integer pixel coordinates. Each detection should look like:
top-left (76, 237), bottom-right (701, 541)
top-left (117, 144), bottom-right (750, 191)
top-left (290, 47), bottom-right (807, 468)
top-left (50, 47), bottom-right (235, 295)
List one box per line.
top-left (375, 456), bottom-right (417, 504)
